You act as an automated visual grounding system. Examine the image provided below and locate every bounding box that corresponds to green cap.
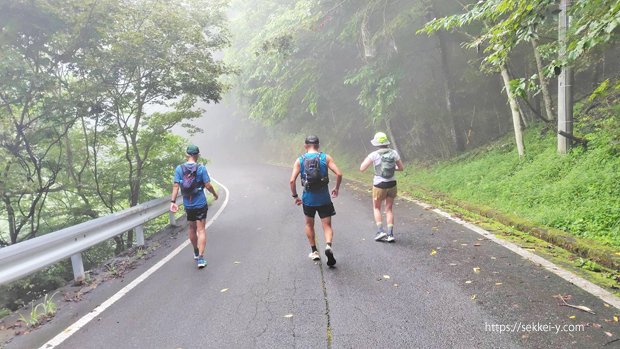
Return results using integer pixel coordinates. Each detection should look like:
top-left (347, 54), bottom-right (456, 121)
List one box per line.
top-left (186, 144), bottom-right (200, 155)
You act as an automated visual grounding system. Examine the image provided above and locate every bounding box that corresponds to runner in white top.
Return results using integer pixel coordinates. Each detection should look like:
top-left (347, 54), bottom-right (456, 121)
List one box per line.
top-left (359, 132), bottom-right (405, 242)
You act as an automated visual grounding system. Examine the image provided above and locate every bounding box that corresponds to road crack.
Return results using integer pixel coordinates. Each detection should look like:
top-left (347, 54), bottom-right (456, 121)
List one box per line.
top-left (318, 262), bottom-right (333, 349)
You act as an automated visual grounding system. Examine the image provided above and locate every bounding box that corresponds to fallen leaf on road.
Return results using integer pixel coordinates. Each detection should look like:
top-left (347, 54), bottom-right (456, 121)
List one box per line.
top-left (569, 315), bottom-right (576, 319)
top-left (604, 331), bottom-right (613, 337)
top-left (495, 282), bottom-right (503, 286)
top-left (383, 275), bottom-right (391, 279)
top-left (284, 314), bottom-right (293, 318)
top-left (604, 303), bottom-right (611, 308)
top-left (614, 316), bottom-right (619, 322)
top-left (593, 323), bottom-right (602, 328)
top-left (220, 288), bottom-right (229, 293)
top-left (430, 249), bottom-right (437, 256)
top-left (474, 243), bottom-right (481, 247)
top-left (471, 294), bottom-right (477, 300)
top-left (465, 280), bottom-right (472, 284)
top-left (473, 267), bottom-right (481, 273)
top-left (573, 305), bottom-right (594, 313)
top-left (490, 256), bottom-right (497, 260)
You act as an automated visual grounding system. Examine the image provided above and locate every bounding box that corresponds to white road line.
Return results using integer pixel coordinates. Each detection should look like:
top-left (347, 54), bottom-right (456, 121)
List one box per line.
top-left (40, 179), bottom-right (230, 349)
top-left (407, 198), bottom-right (620, 310)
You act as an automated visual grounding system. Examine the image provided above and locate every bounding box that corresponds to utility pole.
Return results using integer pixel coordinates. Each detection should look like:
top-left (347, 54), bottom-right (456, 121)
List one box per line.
top-left (557, 0), bottom-right (573, 154)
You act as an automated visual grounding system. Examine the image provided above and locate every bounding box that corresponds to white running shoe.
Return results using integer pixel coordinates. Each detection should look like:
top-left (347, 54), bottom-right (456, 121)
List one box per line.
top-left (374, 231), bottom-right (387, 241)
top-left (308, 251), bottom-right (320, 261)
top-left (386, 234), bottom-right (395, 243)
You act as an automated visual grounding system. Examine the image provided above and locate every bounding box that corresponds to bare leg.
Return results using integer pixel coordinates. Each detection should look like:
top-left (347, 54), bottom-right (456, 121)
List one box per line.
top-left (196, 218), bottom-right (207, 256)
top-left (385, 196), bottom-right (395, 226)
top-left (305, 216), bottom-right (316, 246)
top-left (188, 221), bottom-right (198, 249)
top-left (373, 197), bottom-right (383, 226)
top-left (320, 216), bottom-right (333, 244)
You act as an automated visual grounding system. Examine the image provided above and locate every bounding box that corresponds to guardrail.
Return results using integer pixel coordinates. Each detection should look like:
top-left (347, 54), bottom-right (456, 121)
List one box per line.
top-left (0, 197), bottom-right (182, 286)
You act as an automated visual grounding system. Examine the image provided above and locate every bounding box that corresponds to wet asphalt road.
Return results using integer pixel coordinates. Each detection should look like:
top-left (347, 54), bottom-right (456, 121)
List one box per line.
top-left (8, 161), bottom-right (620, 349)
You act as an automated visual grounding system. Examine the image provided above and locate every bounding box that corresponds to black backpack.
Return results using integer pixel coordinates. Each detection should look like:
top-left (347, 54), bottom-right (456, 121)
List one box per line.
top-left (301, 153), bottom-right (329, 191)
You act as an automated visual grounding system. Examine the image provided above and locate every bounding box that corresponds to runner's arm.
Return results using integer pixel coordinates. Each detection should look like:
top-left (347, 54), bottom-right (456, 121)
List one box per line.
top-left (326, 155), bottom-right (342, 198)
top-left (290, 159), bottom-right (302, 205)
top-left (359, 156), bottom-right (373, 172)
top-left (170, 169), bottom-right (181, 212)
top-left (396, 159), bottom-right (405, 171)
top-left (205, 182), bottom-right (219, 200)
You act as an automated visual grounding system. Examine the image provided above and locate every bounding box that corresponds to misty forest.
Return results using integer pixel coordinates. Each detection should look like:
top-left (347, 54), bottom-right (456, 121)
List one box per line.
top-left (0, 0), bottom-right (619, 338)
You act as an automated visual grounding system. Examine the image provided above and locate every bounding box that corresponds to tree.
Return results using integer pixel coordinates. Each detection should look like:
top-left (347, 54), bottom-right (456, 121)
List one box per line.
top-left (0, 0), bottom-right (112, 244)
top-left (77, 0), bottom-right (231, 249)
top-left (0, 0), bottom-right (231, 250)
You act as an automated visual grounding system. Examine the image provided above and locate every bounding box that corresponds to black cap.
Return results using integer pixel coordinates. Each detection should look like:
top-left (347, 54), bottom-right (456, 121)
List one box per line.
top-left (305, 135), bottom-right (319, 145)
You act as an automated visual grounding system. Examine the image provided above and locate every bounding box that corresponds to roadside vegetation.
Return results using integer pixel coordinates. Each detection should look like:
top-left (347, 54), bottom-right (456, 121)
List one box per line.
top-left (403, 86), bottom-right (620, 249)
top-left (0, 0), bottom-right (229, 318)
top-left (227, 0), bottom-right (619, 266)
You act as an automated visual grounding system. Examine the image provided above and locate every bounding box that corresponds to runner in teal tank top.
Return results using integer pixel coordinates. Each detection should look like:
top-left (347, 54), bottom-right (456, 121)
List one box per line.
top-left (289, 135), bottom-right (342, 267)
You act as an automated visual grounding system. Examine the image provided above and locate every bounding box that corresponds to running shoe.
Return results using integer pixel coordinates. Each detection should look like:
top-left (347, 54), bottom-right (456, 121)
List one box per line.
top-left (308, 251), bottom-right (320, 261)
top-left (193, 247), bottom-right (200, 260)
top-left (325, 246), bottom-right (336, 267)
top-left (197, 257), bottom-right (207, 269)
top-left (374, 231), bottom-right (387, 241)
top-left (386, 234), bottom-right (395, 243)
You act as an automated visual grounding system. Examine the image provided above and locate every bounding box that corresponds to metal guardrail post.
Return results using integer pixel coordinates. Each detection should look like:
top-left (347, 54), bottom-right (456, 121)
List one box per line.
top-left (70, 253), bottom-right (85, 283)
top-left (135, 225), bottom-right (145, 246)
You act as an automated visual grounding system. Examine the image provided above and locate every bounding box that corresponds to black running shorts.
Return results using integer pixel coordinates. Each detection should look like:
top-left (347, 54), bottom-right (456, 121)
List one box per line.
top-left (186, 204), bottom-right (208, 221)
top-left (303, 203), bottom-right (336, 218)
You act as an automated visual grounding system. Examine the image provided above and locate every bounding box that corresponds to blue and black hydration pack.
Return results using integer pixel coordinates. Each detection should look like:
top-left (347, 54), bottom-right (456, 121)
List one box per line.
top-left (180, 163), bottom-right (204, 202)
top-left (301, 153), bottom-right (329, 191)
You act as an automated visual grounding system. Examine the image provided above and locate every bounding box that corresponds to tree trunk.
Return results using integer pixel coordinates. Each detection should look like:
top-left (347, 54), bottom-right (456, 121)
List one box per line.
top-left (424, 2), bottom-right (464, 153)
top-left (500, 64), bottom-right (525, 157)
top-left (4, 197), bottom-right (17, 244)
top-left (114, 236), bottom-right (125, 255)
top-left (435, 24), bottom-right (465, 153)
top-left (531, 38), bottom-right (555, 121)
top-left (384, 118), bottom-right (403, 161)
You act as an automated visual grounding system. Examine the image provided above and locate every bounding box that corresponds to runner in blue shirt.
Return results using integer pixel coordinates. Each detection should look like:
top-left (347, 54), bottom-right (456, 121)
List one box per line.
top-left (289, 135), bottom-right (342, 267)
top-left (169, 144), bottom-right (218, 269)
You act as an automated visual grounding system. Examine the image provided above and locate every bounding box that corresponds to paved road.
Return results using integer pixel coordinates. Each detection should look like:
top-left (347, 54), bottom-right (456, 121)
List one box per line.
top-left (9, 160), bottom-right (620, 349)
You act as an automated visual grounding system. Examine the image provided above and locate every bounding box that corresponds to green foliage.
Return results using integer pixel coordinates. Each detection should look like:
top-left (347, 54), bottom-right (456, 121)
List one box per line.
top-left (344, 65), bottom-right (400, 124)
top-left (18, 292), bottom-right (58, 328)
top-left (404, 103), bottom-right (620, 247)
top-left (0, 263), bottom-right (69, 311)
top-left (1, 0), bottom-right (230, 312)
top-left (0, 0), bottom-right (230, 246)
top-left (567, 0), bottom-right (620, 63)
